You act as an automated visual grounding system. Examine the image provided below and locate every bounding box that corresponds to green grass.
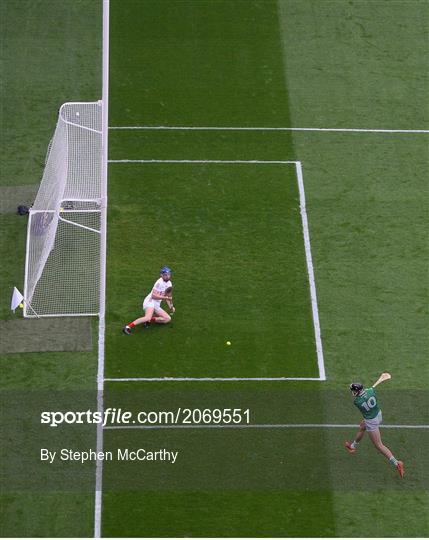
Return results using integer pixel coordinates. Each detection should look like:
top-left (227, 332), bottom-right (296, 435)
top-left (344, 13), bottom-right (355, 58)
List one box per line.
top-left (0, 494), bottom-right (94, 537)
top-left (0, 0), bottom-right (102, 187)
top-left (290, 132), bottom-right (429, 389)
top-left (0, 0), bottom-right (101, 536)
top-left (106, 162), bottom-right (318, 379)
top-left (102, 491), bottom-right (337, 537)
top-left (1, 0), bottom-right (428, 537)
top-left (0, 216), bottom-right (27, 320)
top-left (103, 0), bottom-right (428, 537)
top-left (109, 0), bottom-right (292, 127)
top-left (278, 0), bottom-right (429, 128)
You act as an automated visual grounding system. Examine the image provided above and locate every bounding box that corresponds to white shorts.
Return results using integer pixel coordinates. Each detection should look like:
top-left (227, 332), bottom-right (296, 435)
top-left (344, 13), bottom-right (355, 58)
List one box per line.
top-left (143, 297), bottom-right (161, 311)
top-left (364, 410), bottom-right (382, 432)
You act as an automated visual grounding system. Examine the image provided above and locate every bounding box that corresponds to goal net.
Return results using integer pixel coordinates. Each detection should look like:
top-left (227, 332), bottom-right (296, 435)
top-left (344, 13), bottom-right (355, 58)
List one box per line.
top-left (24, 102), bottom-right (103, 317)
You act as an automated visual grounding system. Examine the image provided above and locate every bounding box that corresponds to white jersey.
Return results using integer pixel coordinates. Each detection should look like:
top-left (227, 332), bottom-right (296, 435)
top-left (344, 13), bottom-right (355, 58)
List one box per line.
top-left (143, 277), bottom-right (172, 308)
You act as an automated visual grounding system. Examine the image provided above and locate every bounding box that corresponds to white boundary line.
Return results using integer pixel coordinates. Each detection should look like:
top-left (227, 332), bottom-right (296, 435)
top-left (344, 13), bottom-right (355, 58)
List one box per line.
top-left (94, 1), bottom-right (109, 538)
top-left (106, 159), bottom-right (325, 382)
top-left (109, 125), bottom-right (429, 134)
top-left (296, 162), bottom-right (325, 380)
top-left (105, 377), bottom-right (322, 382)
top-left (108, 159), bottom-right (296, 164)
top-left (103, 423), bottom-right (429, 430)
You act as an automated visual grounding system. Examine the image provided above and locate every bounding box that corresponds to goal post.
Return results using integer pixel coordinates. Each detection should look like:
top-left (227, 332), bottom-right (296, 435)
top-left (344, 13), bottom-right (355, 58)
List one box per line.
top-left (23, 102), bottom-right (103, 317)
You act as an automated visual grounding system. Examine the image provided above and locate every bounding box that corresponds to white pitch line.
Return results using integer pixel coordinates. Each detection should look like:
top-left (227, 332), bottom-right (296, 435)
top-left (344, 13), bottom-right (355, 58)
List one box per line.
top-left (103, 423), bottom-right (429, 431)
top-left (108, 159), bottom-right (297, 164)
top-left (109, 125), bottom-right (429, 134)
top-left (94, 1), bottom-right (109, 538)
top-left (104, 377), bottom-right (323, 382)
top-left (295, 162), bottom-right (325, 381)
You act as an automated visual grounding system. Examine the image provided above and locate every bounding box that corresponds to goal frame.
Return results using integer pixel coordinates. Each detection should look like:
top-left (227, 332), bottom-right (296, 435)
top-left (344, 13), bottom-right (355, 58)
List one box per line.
top-left (23, 101), bottom-right (105, 318)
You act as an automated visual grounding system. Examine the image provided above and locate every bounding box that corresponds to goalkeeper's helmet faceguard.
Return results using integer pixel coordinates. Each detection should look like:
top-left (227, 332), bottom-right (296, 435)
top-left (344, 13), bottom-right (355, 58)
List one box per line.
top-left (349, 382), bottom-right (364, 396)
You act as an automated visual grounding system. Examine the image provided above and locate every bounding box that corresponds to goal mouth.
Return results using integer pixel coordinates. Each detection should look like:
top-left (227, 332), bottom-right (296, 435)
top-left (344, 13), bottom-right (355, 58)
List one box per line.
top-left (24, 102), bottom-right (103, 318)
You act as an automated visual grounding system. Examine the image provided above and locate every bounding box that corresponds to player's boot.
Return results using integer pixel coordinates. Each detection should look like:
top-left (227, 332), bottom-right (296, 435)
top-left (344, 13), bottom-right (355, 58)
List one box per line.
top-left (122, 325), bottom-right (132, 335)
top-left (344, 441), bottom-right (356, 454)
top-left (396, 460), bottom-right (405, 478)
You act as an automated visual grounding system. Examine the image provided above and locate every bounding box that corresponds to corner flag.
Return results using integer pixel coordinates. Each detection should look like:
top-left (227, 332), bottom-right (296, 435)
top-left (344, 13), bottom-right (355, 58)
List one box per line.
top-left (11, 287), bottom-right (24, 312)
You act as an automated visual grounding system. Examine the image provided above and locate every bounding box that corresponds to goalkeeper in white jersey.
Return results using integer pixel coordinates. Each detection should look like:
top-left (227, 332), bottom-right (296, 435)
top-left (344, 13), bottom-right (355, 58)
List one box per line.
top-left (123, 266), bottom-right (175, 334)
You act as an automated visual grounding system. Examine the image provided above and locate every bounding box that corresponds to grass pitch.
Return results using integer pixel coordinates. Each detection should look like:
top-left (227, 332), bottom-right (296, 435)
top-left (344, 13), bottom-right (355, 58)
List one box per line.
top-left (106, 161), bottom-right (319, 379)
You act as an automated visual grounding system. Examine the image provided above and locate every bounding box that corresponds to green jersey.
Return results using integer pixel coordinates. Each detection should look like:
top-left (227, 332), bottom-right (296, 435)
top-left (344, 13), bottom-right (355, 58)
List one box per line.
top-left (353, 387), bottom-right (380, 419)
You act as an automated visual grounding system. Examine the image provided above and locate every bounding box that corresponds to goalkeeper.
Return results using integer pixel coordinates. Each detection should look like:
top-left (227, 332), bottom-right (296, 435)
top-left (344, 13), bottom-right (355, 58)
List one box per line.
top-left (123, 267), bottom-right (174, 334)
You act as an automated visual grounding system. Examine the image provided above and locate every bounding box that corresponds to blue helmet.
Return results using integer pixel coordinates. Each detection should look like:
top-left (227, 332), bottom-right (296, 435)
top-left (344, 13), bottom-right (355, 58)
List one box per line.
top-left (160, 266), bottom-right (172, 275)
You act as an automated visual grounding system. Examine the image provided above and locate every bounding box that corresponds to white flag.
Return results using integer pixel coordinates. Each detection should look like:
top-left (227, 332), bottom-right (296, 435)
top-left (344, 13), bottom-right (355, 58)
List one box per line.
top-left (11, 287), bottom-right (24, 312)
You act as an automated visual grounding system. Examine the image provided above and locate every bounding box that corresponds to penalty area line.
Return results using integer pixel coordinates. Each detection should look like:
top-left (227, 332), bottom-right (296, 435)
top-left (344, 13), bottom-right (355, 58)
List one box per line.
top-left (295, 162), bottom-right (325, 380)
top-left (103, 423), bottom-right (429, 431)
top-left (104, 159), bottom-right (325, 383)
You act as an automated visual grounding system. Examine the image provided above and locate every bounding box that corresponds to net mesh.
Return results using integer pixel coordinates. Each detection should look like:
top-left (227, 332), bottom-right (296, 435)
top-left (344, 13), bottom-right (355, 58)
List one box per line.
top-left (24, 102), bottom-right (103, 317)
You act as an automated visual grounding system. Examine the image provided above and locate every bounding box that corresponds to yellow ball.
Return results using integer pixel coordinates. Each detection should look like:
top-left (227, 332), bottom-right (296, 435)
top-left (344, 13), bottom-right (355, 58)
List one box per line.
top-left (226, 341), bottom-right (231, 346)
top-left (19, 303), bottom-right (24, 308)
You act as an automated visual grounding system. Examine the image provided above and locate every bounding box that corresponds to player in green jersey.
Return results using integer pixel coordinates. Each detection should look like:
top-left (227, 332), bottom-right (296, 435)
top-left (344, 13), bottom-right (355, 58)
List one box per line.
top-left (345, 373), bottom-right (404, 478)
